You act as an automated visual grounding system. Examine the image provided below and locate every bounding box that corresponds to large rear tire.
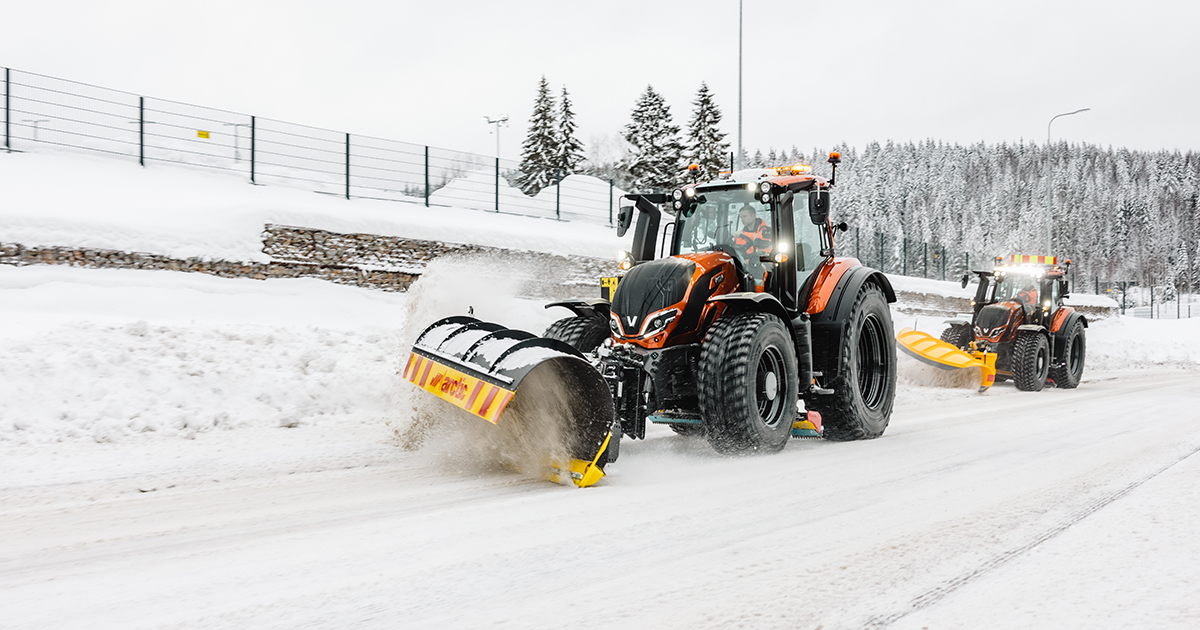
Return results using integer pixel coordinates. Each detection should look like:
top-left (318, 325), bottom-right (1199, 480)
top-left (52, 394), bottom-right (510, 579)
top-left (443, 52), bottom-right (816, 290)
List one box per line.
top-left (806, 284), bottom-right (896, 441)
top-left (698, 312), bottom-right (798, 454)
top-left (543, 316), bottom-right (610, 354)
top-left (1012, 330), bottom-right (1050, 391)
top-left (1048, 320), bottom-right (1086, 389)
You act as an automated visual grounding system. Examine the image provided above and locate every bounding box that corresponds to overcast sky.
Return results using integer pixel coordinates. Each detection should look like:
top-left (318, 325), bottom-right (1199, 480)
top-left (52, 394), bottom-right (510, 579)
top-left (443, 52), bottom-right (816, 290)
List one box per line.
top-left (4, 0), bottom-right (1198, 161)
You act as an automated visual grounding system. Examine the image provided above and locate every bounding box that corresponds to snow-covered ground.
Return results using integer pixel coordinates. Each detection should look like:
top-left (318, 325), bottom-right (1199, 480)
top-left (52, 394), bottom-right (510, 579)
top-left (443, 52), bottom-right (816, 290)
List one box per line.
top-left (2, 256), bottom-right (1199, 629)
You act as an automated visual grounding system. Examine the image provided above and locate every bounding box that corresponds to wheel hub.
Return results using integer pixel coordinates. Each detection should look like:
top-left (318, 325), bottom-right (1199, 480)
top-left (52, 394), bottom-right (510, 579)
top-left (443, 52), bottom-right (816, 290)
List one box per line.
top-left (764, 371), bottom-right (778, 401)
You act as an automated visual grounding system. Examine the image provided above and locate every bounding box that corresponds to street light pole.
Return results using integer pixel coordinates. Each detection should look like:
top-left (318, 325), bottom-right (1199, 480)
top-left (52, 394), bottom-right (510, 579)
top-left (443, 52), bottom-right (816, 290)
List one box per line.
top-left (1045, 108), bottom-right (1089, 253)
top-left (737, 0), bottom-right (743, 170)
top-left (484, 115), bottom-right (508, 158)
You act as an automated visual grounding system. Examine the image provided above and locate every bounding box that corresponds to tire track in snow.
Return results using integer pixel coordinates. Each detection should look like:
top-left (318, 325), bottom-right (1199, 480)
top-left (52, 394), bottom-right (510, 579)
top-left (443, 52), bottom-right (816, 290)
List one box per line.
top-left (864, 439), bottom-right (1200, 629)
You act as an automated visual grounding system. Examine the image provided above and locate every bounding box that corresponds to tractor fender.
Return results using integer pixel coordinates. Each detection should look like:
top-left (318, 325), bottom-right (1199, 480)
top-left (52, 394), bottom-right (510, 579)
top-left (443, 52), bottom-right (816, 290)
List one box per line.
top-left (545, 299), bottom-right (611, 321)
top-left (808, 266), bottom-right (896, 381)
top-left (707, 292), bottom-right (796, 336)
top-left (1050, 310), bottom-right (1087, 362)
top-left (1016, 324), bottom-right (1047, 334)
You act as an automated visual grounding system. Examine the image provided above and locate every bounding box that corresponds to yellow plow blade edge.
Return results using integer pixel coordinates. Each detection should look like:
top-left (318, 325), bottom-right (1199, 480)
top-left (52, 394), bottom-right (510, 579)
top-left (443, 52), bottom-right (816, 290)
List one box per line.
top-left (896, 327), bottom-right (997, 392)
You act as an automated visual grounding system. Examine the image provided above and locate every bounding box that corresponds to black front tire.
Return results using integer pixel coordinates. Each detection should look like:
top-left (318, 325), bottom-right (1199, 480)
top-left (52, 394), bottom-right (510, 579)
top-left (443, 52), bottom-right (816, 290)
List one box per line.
top-left (1012, 331), bottom-right (1050, 391)
top-left (940, 324), bottom-right (973, 350)
top-left (806, 284), bottom-right (896, 441)
top-left (698, 312), bottom-right (798, 454)
top-left (543, 316), bottom-right (610, 354)
top-left (1048, 320), bottom-right (1086, 389)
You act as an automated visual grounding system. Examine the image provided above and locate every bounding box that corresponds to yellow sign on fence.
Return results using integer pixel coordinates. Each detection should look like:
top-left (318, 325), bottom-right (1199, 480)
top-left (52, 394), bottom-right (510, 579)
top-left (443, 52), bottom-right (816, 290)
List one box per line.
top-left (197, 130), bottom-right (210, 139)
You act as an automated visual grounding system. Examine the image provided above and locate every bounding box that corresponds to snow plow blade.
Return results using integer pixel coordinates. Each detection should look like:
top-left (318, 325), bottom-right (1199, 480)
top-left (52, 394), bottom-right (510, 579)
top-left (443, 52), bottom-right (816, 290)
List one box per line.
top-left (403, 316), bottom-right (615, 487)
top-left (896, 327), bottom-right (997, 392)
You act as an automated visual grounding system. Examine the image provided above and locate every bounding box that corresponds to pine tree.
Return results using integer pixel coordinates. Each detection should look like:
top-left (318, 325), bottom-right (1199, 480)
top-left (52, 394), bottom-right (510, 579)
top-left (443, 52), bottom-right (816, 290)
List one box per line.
top-left (684, 82), bottom-right (729, 181)
top-left (516, 76), bottom-right (558, 195)
top-left (622, 85), bottom-right (683, 192)
top-left (555, 87), bottom-right (585, 176)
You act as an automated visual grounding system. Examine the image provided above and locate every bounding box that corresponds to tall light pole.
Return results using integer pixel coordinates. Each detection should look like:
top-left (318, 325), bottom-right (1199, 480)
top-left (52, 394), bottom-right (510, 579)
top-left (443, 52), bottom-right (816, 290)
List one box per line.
top-left (484, 114), bottom-right (508, 158)
top-left (1045, 108), bottom-right (1089, 253)
top-left (737, 0), bottom-right (743, 170)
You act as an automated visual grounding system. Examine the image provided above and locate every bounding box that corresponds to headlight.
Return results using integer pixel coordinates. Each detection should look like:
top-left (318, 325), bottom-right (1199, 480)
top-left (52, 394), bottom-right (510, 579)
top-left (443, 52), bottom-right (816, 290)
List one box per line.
top-left (761, 193), bottom-right (771, 203)
top-left (674, 200), bottom-right (682, 209)
top-left (685, 187), bottom-right (695, 198)
top-left (759, 182), bottom-right (771, 193)
top-left (644, 310), bottom-right (678, 336)
top-left (673, 189), bottom-right (683, 200)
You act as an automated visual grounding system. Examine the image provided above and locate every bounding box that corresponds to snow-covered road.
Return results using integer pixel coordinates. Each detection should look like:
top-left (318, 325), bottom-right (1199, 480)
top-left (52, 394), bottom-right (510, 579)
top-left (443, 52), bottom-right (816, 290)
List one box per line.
top-left (4, 368), bottom-right (1198, 629)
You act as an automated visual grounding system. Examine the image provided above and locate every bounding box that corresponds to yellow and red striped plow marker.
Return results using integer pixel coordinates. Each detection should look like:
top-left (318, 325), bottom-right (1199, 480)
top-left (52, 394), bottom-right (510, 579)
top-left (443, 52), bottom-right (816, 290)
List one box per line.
top-left (1008, 255), bottom-right (1057, 265)
top-left (402, 352), bottom-right (514, 424)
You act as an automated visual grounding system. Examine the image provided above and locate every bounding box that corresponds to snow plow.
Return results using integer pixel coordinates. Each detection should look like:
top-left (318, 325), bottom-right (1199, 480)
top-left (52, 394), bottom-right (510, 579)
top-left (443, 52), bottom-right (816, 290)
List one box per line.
top-left (404, 316), bottom-right (615, 487)
top-left (404, 154), bottom-right (899, 486)
top-left (898, 255), bottom-right (1087, 392)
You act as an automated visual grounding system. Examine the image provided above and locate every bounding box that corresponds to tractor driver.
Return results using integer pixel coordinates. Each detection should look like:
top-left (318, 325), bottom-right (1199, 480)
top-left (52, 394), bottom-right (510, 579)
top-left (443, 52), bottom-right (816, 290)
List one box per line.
top-left (733, 205), bottom-right (772, 262)
top-left (1016, 279), bottom-right (1038, 307)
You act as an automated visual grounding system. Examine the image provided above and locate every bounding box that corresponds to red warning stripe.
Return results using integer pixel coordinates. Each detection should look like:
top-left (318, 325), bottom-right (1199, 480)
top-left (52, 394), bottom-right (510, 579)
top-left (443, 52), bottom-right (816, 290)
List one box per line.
top-left (485, 391), bottom-right (513, 423)
top-left (477, 386), bottom-right (500, 418)
top-left (402, 354), bottom-right (417, 380)
top-left (418, 359), bottom-right (433, 387)
top-left (466, 380), bottom-right (485, 408)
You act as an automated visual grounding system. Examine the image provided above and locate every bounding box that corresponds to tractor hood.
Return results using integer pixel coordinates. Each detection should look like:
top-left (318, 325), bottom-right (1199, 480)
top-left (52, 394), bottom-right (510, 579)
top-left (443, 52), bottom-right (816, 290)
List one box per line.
top-left (610, 257), bottom-right (695, 336)
top-left (974, 301), bottom-right (1025, 343)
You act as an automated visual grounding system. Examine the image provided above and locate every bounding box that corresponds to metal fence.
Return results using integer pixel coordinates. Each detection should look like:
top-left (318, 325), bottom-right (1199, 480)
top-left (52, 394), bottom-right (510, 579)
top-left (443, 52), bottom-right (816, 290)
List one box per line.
top-left (1, 67), bottom-right (620, 225)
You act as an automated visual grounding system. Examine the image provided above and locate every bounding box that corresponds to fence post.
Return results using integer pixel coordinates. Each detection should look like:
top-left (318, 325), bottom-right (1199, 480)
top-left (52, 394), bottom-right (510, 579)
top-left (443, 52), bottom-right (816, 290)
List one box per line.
top-left (941, 245), bottom-right (946, 281)
top-left (855, 228), bottom-right (860, 261)
top-left (1150, 283), bottom-right (1154, 319)
top-left (1095, 276), bottom-right (1099, 294)
top-left (4, 68), bottom-right (9, 151)
top-left (923, 242), bottom-right (928, 278)
top-left (424, 146), bottom-right (429, 207)
top-left (609, 179), bottom-right (614, 226)
top-left (495, 157), bottom-right (500, 212)
top-left (879, 233), bottom-right (884, 273)
top-left (966, 252), bottom-right (969, 277)
top-left (903, 239), bottom-right (908, 276)
top-left (139, 96), bottom-right (144, 166)
top-left (555, 168), bottom-right (562, 220)
top-left (344, 133), bottom-right (351, 200)
top-left (250, 116), bottom-right (256, 184)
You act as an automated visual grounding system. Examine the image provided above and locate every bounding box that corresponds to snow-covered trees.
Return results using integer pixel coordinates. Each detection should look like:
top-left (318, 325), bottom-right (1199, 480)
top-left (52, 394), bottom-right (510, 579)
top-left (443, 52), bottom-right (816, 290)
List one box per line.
top-left (739, 141), bottom-right (1200, 295)
top-left (623, 85), bottom-right (683, 192)
top-left (684, 83), bottom-right (729, 181)
top-left (517, 78), bottom-right (586, 195)
top-left (516, 77), bottom-right (558, 195)
top-left (556, 87), bottom-right (585, 176)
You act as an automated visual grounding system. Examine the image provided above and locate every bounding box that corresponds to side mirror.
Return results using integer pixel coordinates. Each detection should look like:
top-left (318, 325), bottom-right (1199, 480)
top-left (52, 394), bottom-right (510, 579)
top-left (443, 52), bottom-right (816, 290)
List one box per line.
top-left (616, 204), bottom-right (634, 237)
top-left (1060, 278), bottom-right (1070, 299)
top-left (808, 190), bottom-right (830, 225)
top-left (836, 222), bottom-right (849, 232)
top-left (961, 273), bottom-right (970, 289)
top-left (682, 195), bottom-right (705, 218)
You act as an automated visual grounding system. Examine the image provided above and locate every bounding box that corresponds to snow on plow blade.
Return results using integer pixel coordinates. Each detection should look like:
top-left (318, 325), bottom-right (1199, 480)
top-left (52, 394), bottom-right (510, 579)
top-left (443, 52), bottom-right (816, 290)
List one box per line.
top-left (403, 316), bottom-right (615, 487)
top-left (896, 327), bottom-right (997, 392)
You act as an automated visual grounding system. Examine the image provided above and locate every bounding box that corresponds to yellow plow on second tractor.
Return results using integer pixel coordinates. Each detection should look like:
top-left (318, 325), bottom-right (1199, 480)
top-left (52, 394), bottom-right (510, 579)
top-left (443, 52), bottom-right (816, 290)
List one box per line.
top-left (896, 327), bottom-right (997, 393)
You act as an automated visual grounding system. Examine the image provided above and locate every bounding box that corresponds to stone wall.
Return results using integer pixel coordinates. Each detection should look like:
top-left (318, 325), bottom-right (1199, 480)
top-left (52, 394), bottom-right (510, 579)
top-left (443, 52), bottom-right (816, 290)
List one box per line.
top-left (0, 241), bottom-right (418, 291)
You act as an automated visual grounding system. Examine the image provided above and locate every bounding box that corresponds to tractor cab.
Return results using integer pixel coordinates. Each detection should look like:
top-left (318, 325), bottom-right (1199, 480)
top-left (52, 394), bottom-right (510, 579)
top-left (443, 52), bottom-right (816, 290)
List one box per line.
top-left (968, 256), bottom-right (1071, 331)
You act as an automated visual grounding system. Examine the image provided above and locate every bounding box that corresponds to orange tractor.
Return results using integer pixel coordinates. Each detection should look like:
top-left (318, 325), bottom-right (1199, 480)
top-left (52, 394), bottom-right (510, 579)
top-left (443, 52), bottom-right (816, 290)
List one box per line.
top-left (897, 255), bottom-right (1087, 392)
top-left (404, 154), bottom-right (898, 486)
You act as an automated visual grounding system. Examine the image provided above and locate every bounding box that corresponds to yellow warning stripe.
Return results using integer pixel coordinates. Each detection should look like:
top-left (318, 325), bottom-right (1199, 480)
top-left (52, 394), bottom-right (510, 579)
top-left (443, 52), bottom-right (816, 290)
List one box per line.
top-left (402, 353), bottom-right (516, 424)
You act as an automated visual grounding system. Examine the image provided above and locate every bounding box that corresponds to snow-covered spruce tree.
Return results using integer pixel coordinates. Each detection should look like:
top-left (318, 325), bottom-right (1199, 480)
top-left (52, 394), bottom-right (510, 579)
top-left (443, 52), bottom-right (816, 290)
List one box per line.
top-left (684, 82), bottom-right (729, 181)
top-left (555, 87), bottom-right (586, 176)
top-left (516, 76), bottom-right (558, 195)
top-left (622, 85), bottom-right (683, 192)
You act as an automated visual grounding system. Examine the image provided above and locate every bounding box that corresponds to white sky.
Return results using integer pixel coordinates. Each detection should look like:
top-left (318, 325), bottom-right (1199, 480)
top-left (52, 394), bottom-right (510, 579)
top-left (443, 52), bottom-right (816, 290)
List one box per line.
top-left (3, 0), bottom-right (1198, 160)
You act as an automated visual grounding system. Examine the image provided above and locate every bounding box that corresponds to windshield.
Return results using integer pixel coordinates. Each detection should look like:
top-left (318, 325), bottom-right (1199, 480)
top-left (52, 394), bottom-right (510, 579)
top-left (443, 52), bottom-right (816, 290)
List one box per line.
top-left (994, 274), bottom-right (1041, 307)
top-left (676, 186), bottom-right (823, 277)
top-left (677, 187), bottom-right (770, 259)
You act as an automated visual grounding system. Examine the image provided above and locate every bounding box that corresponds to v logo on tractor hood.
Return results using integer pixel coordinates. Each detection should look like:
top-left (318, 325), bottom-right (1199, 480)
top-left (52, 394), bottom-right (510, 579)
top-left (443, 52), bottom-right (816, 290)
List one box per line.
top-left (625, 315), bottom-right (639, 328)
